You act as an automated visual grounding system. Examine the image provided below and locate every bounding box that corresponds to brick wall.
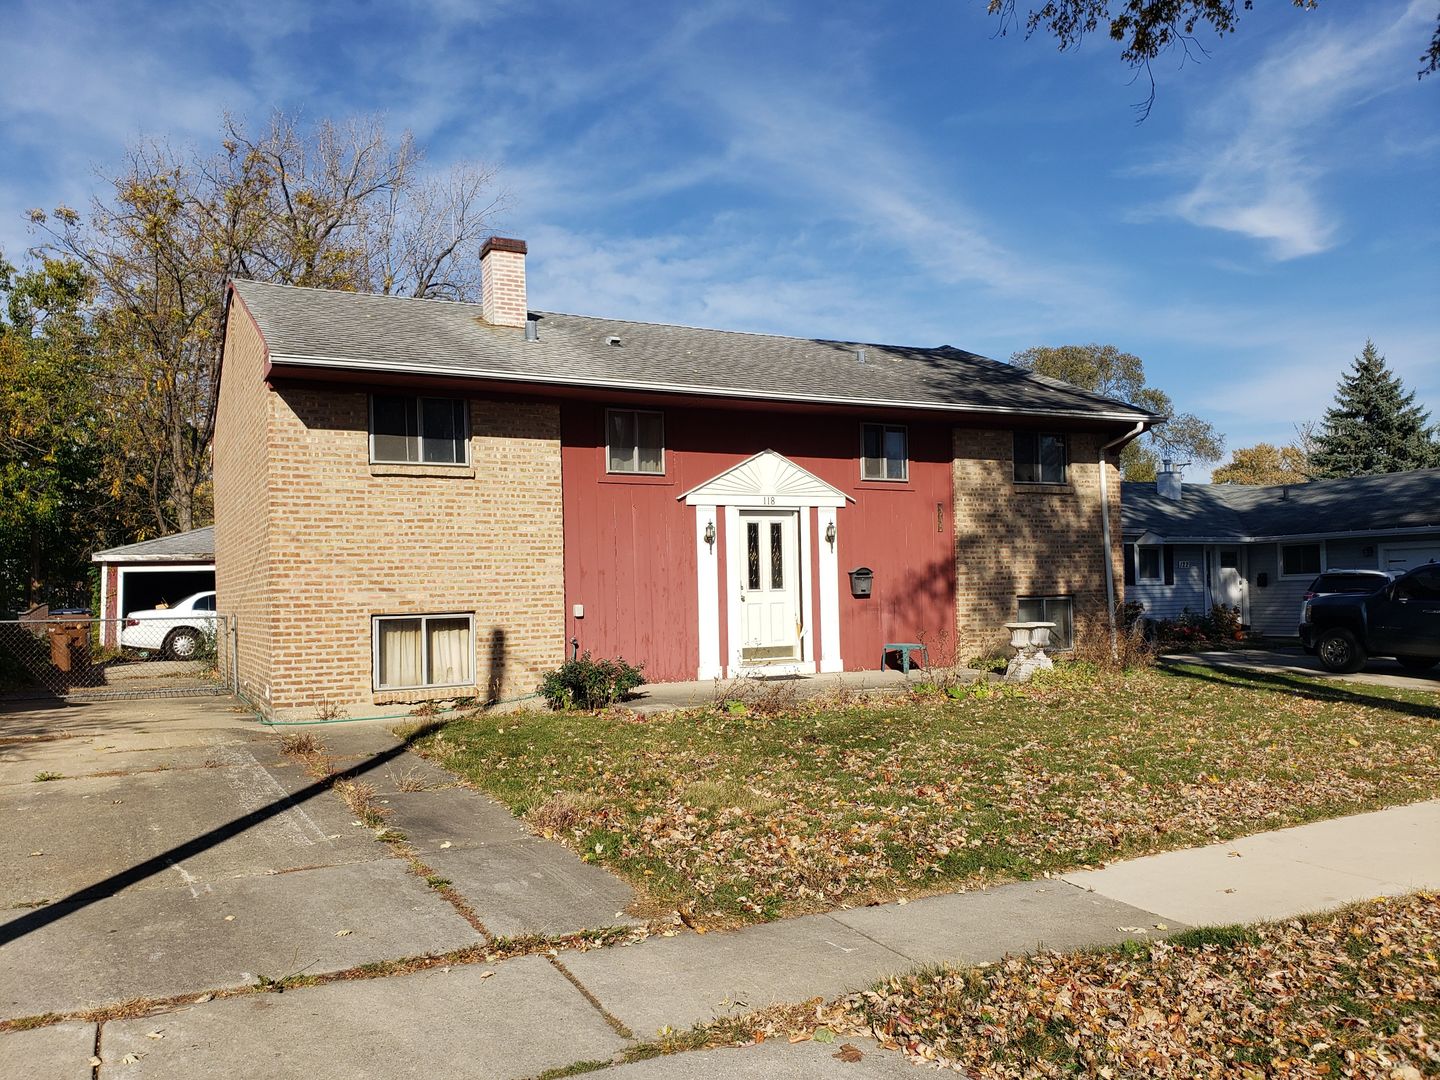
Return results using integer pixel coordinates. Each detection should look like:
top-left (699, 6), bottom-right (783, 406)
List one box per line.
top-left (953, 428), bottom-right (1124, 659)
top-left (213, 301), bottom-right (274, 704)
top-left (258, 386), bottom-right (565, 718)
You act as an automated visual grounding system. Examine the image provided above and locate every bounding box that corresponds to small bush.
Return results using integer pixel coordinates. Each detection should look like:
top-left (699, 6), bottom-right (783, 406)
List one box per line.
top-left (1151, 604), bottom-right (1244, 652)
top-left (538, 653), bottom-right (645, 710)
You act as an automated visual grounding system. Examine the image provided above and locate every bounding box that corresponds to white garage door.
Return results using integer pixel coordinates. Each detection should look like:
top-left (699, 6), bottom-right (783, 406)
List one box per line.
top-left (1380, 542), bottom-right (1440, 572)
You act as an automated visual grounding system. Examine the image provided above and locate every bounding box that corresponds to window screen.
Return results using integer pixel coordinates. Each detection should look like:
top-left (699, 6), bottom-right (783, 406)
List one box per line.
top-left (1014, 432), bottom-right (1067, 484)
top-left (371, 396), bottom-right (466, 464)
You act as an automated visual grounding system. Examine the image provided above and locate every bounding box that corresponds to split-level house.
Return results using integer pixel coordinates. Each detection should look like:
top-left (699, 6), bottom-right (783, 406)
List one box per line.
top-left (214, 238), bottom-right (1156, 717)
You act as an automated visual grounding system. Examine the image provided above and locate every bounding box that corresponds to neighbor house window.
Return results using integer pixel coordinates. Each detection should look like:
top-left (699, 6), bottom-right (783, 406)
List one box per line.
top-left (1014, 432), bottom-right (1067, 484)
top-left (370, 395), bottom-right (467, 464)
top-left (1138, 546), bottom-right (1163, 582)
top-left (373, 614), bottom-right (473, 690)
top-left (861, 423), bottom-right (908, 481)
top-left (1017, 596), bottom-right (1073, 650)
top-left (606, 409), bottom-right (664, 474)
top-left (1281, 543), bottom-right (1322, 577)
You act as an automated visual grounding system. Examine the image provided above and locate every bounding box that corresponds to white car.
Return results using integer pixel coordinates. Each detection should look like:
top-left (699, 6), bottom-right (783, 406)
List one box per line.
top-left (121, 591), bottom-right (218, 659)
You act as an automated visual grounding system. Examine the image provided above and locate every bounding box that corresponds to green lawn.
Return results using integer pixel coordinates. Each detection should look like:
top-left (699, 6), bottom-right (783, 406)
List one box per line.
top-left (409, 663), bottom-right (1440, 926)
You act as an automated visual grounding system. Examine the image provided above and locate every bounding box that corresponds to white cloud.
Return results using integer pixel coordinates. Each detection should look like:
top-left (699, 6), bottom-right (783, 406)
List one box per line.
top-left (1161, 0), bottom-right (1432, 260)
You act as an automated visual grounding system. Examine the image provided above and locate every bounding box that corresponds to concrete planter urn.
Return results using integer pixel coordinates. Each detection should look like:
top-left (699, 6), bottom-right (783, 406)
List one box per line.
top-left (1004, 621), bottom-right (1057, 682)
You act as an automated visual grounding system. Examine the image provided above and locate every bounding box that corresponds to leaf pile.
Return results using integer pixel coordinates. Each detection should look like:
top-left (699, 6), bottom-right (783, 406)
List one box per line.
top-left (416, 664), bottom-right (1440, 925)
top-left (827, 892), bottom-right (1440, 1078)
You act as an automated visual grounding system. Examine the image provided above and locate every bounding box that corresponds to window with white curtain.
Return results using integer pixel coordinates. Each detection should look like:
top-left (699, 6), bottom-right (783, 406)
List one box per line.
top-left (606, 409), bottom-right (665, 474)
top-left (373, 614), bottom-right (474, 690)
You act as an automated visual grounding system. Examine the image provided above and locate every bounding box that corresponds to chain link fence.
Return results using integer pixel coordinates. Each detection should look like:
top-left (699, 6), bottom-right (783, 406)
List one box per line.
top-left (0, 613), bottom-right (236, 702)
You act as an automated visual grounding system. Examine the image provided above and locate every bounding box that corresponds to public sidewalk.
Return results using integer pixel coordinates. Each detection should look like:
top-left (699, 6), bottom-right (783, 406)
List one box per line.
top-left (9, 796), bottom-right (1436, 1078)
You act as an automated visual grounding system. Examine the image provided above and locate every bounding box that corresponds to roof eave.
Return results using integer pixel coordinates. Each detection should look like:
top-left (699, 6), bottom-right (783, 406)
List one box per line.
top-left (266, 352), bottom-right (1156, 424)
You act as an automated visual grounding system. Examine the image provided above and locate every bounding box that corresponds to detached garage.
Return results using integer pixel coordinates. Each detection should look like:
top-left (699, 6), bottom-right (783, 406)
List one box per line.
top-left (93, 527), bottom-right (215, 649)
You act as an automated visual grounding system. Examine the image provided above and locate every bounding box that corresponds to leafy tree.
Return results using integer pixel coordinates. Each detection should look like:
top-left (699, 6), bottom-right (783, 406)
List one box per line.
top-left (984, 1), bottom-right (1439, 118)
top-left (1011, 343), bottom-right (1224, 480)
top-left (1212, 442), bottom-right (1309, 485)
top-left (0, 253), bottom-right (113, 610)
top-left (30, 112), bottom-right (505, 534)
top-left (1307, 341), bottom-right (1439, 478)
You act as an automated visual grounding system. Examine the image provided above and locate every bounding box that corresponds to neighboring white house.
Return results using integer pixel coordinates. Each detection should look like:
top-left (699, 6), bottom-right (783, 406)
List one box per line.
top-left (92, 527), bottom-right (216, 648)
top-left (1122, 466), bottom-right (1440, 637)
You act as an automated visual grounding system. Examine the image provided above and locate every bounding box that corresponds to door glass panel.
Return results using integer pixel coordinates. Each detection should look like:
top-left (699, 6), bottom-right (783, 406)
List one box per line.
top-left (746, 523), bottom-right (760, 589)
top-left (770, 522), bottom-right (784, 589)
top-left (1220, 551), bottom-right (1239, 569)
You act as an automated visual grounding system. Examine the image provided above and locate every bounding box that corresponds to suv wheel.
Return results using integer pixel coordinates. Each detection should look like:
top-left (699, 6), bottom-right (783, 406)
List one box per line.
top-left (1316, 628), bottom-right (1365, 674)
top-left (1395, 655), bottom-right (1438, 674)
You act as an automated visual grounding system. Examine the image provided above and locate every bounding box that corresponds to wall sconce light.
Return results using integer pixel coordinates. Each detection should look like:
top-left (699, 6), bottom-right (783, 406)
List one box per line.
top-left (704, 520), bottom-right (716, 549)
top-left (824, 520), bottom-right (836, 549)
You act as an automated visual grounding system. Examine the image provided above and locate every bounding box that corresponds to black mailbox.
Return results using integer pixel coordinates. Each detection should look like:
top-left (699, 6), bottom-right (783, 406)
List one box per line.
top-left (849, 567), bottom-right (873, 598)
top-left (1256, 572), bottom-right (1269, 588)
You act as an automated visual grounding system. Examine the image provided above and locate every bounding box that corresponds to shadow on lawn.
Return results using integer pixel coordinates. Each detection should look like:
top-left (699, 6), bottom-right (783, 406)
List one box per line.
top-left (1163, 661), bottom-right (1440, 723)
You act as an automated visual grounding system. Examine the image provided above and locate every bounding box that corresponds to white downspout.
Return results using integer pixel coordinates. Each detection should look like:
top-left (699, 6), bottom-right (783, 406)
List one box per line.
top-left (1099, 421), bottom-right (1150, 657)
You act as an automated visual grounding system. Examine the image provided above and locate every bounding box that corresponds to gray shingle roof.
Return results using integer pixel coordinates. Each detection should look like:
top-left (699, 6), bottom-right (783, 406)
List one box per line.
top-left (92, 526), bottom-right (214, 564)
top-left (230, 280), bottom-right (1156, 422)
top-left (1123, 469), bottom-right (1440, 540)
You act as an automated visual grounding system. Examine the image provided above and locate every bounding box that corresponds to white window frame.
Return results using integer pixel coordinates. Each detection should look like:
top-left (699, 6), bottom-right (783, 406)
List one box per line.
top-left (371, 613), bottom-right (475, 691)
top-left (860, 422), bottom-right (909, 482)
top-left (1016, 595), bottom-right (1074, 650)
top-left (605, 408), bottom-right (666, 475)
top-left (1013, 431), bottom-right (1068, 485)
top-left (1137, 545), bottom-right (1163, 583)
top-left (368, 395), bottom-right (470, 465)
top-left (1280, 542), bottom-right (1324, 580)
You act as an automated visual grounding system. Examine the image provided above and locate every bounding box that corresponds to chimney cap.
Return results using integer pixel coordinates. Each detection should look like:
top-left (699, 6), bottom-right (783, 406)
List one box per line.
top-left (481, 236), bottom-right (527, 258)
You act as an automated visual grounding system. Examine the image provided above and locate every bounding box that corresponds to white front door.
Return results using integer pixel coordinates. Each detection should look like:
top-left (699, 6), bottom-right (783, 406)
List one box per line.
top-left (739, 511), bottom-right (801, 661)
top-left (1216, 548), bottom-right (1247, 621)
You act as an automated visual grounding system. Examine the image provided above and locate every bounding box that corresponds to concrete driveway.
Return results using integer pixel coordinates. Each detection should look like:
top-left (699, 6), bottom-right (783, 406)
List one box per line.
top-left (1162, 647), bottom-right (1440, 692)
top-left (0, 696), bottom-right (482, 1019)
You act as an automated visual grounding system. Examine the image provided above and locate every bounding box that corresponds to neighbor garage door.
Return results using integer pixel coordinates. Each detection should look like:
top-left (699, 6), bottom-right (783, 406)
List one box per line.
top-left (1380, 542), bottom-right (1440, 572)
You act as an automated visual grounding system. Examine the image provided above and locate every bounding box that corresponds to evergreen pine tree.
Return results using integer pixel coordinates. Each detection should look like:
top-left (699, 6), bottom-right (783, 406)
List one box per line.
top-left (1308, 341), bottom-right (1440, 478)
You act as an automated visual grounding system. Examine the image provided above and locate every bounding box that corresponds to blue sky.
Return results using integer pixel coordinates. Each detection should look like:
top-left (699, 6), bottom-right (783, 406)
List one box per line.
top-left (2, 0), bottom-right (1436, 474)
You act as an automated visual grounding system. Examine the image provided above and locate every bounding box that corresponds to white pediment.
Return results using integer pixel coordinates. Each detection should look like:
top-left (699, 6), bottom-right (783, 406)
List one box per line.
top-left (680, 450), bottom-right (853, 508)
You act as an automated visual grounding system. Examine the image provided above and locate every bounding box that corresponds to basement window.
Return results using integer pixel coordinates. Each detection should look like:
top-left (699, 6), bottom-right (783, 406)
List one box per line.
top-left (1017, 596), bottom-right (1073, 650)
top-left (370, 395), bottom-right (468, 464)
top-left (1014, 431), bottom-right (1067, 485)
top-left (607, 409), bottom-right (665, 474)
top-left (861, 423), bottom-right (908, 481)
top-left (373, 614), bottom-right (474, 691)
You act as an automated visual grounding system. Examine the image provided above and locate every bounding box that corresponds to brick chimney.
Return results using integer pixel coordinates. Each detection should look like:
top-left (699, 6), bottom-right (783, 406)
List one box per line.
top-left (480, 237), bottom-right (527, 328)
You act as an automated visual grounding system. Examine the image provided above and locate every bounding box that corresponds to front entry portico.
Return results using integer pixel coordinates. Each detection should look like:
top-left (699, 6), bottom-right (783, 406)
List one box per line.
top-left (682, 450), bottom-right (851, 679)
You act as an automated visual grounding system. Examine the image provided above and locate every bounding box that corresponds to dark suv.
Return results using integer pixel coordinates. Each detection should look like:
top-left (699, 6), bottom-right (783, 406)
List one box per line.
top-left (1301, 562), bottom-right (1440, 674)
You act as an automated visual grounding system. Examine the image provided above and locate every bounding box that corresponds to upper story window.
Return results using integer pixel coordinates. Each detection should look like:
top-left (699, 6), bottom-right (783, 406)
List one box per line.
top-left (1014, 431), bottom-right (1067, 485)
top-left (370, 395), bottom-right (468, 464)
top-left (861, 423), bottom-right (908, 481)
top-left (607, 409), bottom-right (664, 474)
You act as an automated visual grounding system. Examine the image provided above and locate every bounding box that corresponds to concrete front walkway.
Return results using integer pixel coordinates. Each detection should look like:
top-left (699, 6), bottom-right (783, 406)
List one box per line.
top-left (624, 667), bottom-right (983, 715)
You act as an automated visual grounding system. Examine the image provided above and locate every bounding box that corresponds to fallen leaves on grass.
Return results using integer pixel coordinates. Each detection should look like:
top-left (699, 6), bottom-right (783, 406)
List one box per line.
top-left (827, 892), bottom-right (1440, 1078)
top-left (417, 665), bottom-right (1440, 925)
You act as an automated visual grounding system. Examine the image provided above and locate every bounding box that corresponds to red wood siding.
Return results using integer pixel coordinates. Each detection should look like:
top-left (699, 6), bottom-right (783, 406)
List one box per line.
top-left (561, 402), bottom-right (956, 682)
